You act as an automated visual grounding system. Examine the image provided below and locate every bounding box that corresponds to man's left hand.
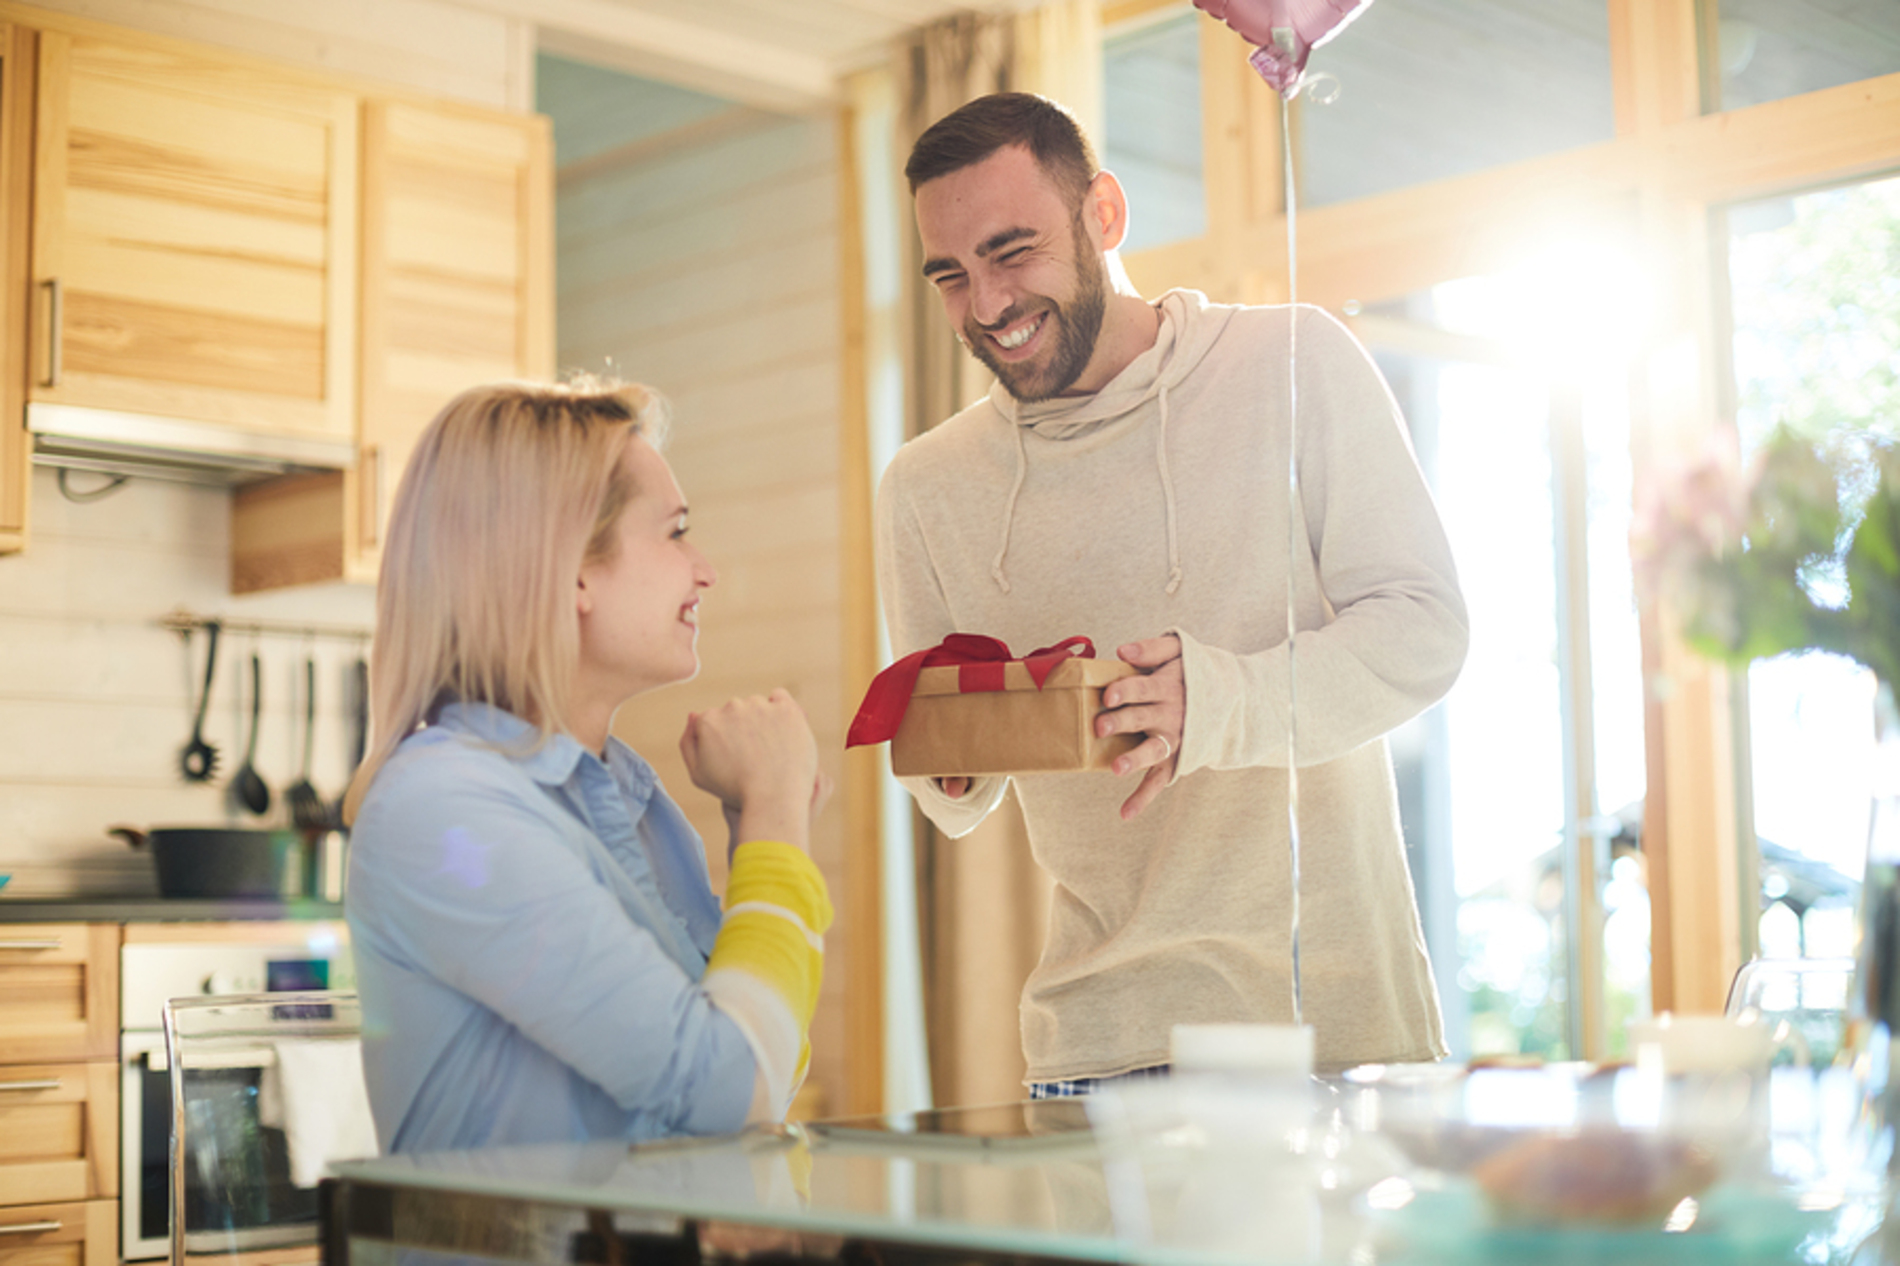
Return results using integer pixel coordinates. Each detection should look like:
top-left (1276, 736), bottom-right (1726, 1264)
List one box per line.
top-left (1099, 635), bottom-right (1184, 821)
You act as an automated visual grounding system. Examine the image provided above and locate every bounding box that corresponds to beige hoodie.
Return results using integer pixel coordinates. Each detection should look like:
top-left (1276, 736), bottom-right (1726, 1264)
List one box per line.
top-left (875, 290), bottom-right (1467, 1080)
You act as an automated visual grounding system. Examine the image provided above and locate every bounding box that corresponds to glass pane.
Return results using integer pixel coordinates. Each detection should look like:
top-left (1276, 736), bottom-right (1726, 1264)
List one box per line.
top-left (1104, 12), bottom-right (1206, 252)
top-left (1724, 174), bottom-right (1900, 957)
top-left (1300, 0), bottom-right (1615, 208)
top-left (1363, 252), bottom-right (1647, 1060)
top-left (1712, 0), bottom-right (1900, 112)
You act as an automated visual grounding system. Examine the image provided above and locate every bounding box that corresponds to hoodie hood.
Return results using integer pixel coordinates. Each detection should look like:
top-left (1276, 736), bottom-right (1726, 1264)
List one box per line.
top-left (990, 289), bottom-right (1237, 438)
top-left (983, 289), bottom-right (1239, 594)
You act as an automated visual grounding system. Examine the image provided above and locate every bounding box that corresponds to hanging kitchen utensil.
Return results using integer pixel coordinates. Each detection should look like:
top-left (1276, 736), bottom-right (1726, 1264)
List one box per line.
top-left (323, 653), bottom-right (369, 831)
top-left (180, 621), bottom-right (221, 782)
top-left (286, 654), bottom-right (325, 831)
top-left (230, 651), bottom-right (272, 816)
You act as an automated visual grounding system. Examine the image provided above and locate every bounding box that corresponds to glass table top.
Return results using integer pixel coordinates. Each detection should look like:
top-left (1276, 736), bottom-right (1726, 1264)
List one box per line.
top-left (329, 1070), bottom-right (1893, 1265)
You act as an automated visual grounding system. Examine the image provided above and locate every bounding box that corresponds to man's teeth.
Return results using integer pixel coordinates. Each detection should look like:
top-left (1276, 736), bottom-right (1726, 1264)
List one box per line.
top-left (997, 318), bottom-right (1040, 350)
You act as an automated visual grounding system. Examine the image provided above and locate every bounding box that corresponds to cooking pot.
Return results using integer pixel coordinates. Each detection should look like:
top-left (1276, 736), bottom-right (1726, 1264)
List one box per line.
top-left (110, 826), bottom-right (307, 899)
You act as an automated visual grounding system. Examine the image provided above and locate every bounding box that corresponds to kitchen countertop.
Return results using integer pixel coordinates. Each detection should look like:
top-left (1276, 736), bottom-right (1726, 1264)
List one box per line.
top-left (0, 896), bottom-right (345, 921)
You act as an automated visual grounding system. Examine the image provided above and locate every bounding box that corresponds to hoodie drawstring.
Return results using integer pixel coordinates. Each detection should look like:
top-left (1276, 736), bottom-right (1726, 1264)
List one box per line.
top-left (995, 389), bottom-right (1184, 596)
top-left (1157, 383), bottom-right (1183, 595)
top-left (991, 422), bottom-right (1028, 593)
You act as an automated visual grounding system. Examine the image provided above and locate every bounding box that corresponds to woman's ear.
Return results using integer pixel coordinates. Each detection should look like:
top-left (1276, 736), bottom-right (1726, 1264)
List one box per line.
top-left (575, 568), bottom-right (594, 616)
top-left (1087, 170), bottom-right (1131, 253)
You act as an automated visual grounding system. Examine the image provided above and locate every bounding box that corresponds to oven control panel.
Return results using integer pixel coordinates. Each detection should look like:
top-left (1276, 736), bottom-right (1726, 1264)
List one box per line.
top-left (120, 923), bottom-right (354, 1032)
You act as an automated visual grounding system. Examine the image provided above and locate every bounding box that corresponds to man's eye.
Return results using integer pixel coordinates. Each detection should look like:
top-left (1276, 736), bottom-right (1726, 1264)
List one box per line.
top-left (933, 273), bottom-right (965, 291)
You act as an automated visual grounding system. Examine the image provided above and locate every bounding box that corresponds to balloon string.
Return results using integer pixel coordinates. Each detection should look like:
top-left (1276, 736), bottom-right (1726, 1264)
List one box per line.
top-left (1288, 70), bottom-right (1341, 106)
top-left (1282, 92), bottom-right (1303, 1031)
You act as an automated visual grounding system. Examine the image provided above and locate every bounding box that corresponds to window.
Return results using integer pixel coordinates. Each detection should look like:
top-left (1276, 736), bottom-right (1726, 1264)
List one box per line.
top-left (1710, 0), bottom-right (1900, 112)
top-left (1362, 248), bottom-right (1648, 1060)
top-left (1300, 0), bottom-right (1615, 207)
top-left (1722, 173), bottom-right (1900, 970)
top-left (1104, 10), bottom-right (1206, 252)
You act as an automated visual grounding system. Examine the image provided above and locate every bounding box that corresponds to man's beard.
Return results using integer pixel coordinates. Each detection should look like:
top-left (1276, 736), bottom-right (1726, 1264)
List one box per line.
top-left (965, 217), bottom-right (1109, 403)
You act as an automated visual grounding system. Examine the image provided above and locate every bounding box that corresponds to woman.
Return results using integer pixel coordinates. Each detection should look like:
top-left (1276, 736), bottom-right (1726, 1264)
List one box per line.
top-left (343, 378), bottom-right (831, 1154)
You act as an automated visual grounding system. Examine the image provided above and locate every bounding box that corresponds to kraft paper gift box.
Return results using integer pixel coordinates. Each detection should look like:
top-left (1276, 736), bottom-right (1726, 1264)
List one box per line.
top-left (847, 634), bottom-right (1141, 778)
top-left (890, 655), bottom-right (1140, 777)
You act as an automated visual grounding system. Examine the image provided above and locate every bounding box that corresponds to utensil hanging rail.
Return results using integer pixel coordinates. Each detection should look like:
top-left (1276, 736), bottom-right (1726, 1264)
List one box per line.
top-left (157, 608), bottom-right (372, 645)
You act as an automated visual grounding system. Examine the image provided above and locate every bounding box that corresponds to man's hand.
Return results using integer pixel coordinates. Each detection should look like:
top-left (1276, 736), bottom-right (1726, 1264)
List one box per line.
top-left (1099, 635), bottom-right (1184, 820)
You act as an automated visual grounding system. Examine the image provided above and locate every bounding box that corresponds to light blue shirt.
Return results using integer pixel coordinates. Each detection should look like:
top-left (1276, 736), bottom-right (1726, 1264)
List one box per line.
top-left (346, 702), bottom-right (756, 1153)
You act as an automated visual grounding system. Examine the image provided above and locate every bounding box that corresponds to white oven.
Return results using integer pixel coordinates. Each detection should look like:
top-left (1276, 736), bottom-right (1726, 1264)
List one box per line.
top-left (118, 924), bottom-right (354, 1260)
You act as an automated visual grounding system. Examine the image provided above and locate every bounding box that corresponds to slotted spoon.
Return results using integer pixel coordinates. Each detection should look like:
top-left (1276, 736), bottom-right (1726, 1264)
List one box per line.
top-left (179, 621), bottom-right (221, 782)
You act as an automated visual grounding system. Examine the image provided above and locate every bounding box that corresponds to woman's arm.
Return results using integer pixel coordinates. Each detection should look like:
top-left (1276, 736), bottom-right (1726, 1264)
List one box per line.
top-left (680, 690), bottom-right (833, 1118)
top-left (349, 762), bottom-right (763, 1138)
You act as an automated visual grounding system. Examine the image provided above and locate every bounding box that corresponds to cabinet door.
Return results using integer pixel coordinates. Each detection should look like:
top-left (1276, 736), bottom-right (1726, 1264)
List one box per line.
top-left (352, 99), bottom-right (553, 582)
top-left (231, 99), bottom-right (551, 593)
top-left (0, 1062), bottom-right (116, 1205)
top-left (29, 30), bottom-right (358, 442)
top-left (0, 24), bottom-right (35, 555)
top-left (0, 925), bottom-right (118, 1064)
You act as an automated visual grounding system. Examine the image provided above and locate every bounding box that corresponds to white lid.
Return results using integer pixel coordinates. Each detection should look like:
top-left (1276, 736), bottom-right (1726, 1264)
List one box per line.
top-left (1170, 1023), bottom-right (1315, 1075)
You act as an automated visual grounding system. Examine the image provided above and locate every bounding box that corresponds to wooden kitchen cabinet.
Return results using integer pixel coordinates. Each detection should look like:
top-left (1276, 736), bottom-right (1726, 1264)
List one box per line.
top-left (0, 23), bottom-right (35, 555)
top-left (0, 1062), bottom-right (115, 1206)
top-left (0, 927), bottom-right (118, 1230)
top-left (231, 97), bottom-right (552, 593)
top-left (27, 25), bottom-right (359, 446)
top-left (0, 1199), bottom-right (116, 1266)
top-left (0, 924), bottom-right (118, 1064)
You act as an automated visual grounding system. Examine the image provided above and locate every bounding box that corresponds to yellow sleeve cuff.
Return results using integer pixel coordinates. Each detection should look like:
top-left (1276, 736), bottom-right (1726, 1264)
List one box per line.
top-left (707, 842), bottom-right (832, 1026)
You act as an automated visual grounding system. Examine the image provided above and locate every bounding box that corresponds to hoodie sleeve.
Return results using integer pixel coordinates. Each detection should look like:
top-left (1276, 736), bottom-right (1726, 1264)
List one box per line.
top-left (874, 449), bottom-right (1012, 837)
top-left (1172, 307), bottom-right (1469, 774)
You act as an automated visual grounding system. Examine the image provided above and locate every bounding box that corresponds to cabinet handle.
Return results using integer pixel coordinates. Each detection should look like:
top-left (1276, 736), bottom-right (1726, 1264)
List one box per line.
top-left (361, 444), bottom-right (384, 549)
top-left (0, 938), bottom-right (62, 951)
top-left (0, 1078), bottom-right (62, 1092)
top-left (0, 1222), bottom-right (61, 1236)
top-left (40, 277), bottom-right (61, 387)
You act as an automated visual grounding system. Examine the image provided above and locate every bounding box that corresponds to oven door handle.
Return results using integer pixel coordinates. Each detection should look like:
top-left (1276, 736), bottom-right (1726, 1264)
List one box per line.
top-left (124, 1035), bottom-right (275, 1074)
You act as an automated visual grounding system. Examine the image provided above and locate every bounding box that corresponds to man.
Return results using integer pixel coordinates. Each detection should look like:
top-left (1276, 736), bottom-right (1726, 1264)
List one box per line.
top-left (875, 92), bottom-right (1468, 1094)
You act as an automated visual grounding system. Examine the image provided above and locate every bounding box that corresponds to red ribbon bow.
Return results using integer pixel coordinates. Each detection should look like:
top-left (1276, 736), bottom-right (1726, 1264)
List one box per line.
top-left (846, 634), bottom-right (1098, 748)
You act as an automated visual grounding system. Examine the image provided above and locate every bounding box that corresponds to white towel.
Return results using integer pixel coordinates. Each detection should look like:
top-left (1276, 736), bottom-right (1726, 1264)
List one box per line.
top-left (257, 1038), bottom-right (379, 1187)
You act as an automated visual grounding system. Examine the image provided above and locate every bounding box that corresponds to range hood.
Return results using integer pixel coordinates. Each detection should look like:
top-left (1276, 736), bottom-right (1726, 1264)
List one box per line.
top-left (28, 403), bottom-right (356, 487)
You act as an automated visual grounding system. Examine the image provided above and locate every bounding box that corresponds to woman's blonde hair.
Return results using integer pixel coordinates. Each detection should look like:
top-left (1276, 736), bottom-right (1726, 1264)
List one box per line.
top-left (342, 378), bottom-right (668, 823)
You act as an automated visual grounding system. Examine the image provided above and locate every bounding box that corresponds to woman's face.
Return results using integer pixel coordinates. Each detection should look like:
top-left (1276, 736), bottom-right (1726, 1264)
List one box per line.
top-left (576, 437), bottom-right (717, 703)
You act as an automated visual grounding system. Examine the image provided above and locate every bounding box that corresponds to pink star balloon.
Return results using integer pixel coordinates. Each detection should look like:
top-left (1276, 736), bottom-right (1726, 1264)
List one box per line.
top-left (1191, 0), bottom-right (1376, 96)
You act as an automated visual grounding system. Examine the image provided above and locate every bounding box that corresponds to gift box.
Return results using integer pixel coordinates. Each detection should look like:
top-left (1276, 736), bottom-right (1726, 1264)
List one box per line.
top-left (848, 634), bottom-right (1140, 777)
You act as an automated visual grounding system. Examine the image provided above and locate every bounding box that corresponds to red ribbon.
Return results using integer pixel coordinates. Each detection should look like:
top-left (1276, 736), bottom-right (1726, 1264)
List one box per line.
top-left (846, 634), bottom-right (1097, 748)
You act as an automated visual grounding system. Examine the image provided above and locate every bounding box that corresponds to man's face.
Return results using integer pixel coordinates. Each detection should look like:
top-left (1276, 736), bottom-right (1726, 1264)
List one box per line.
top-left (915, 145), bottom-right (1109, 402)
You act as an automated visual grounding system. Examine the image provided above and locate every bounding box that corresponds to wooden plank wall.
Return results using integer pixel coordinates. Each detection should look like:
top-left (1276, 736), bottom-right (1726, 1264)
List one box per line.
top-left (0, 468), bottom-right (377, 894)
top-left (0, 0), bottom-right (518, 896)
top-left (556, 107), bottom-right (851, 1119)
top-left (24, 0), bottom-right (532, 110)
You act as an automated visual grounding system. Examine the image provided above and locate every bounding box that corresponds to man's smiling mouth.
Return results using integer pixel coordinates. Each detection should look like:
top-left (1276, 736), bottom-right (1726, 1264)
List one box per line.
top-left (993, 313), bottom-right (1045, 350)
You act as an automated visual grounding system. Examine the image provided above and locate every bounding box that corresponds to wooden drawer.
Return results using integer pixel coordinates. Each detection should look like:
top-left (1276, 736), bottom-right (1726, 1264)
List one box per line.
top-left (0, 926), bottom-right (118, 1064)
top-left (0, 1062), bottom-right (116, 1205)
top-left (0, 1199), bottom-right (115, 1266)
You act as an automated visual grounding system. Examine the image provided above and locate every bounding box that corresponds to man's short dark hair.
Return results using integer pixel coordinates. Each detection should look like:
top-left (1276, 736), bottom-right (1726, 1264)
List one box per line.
top-left (904, 92), bottom-right (1097, 207)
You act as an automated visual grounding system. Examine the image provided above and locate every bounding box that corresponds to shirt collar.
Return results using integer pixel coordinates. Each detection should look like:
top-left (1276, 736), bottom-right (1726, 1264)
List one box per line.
top-left (433, 701), bottom-right (659, 808)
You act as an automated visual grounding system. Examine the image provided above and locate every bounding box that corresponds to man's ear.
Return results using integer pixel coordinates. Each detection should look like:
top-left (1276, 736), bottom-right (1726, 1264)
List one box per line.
top-left (1086, 170), bottom-right (1131, 252)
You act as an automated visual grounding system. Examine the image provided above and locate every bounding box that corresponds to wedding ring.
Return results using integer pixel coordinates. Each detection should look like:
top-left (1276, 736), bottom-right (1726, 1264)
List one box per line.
top-left (1155, 734), bottom-right (1173, 763)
